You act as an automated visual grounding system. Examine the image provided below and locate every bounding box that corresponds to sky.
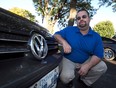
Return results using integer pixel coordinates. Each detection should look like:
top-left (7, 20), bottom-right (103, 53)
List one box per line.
top-left (90, 0), bottom-right (116, 31)
top-left (0, 0), bottom-right (116, 31)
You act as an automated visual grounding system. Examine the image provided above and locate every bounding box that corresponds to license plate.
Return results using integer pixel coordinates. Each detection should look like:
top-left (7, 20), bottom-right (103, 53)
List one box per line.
top-left (29, 66), bottom-right (59, 88)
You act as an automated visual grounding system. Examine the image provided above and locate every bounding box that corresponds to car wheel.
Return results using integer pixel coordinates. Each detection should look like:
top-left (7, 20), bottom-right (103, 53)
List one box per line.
top-left (29, 33), bottom-right (48, 60)
top-left (104, 48), bottom-right (115, 60)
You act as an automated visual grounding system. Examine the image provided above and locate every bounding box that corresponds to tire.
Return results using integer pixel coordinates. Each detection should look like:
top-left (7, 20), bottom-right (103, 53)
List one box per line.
top-left (104, 48), bottom-right (115, 60)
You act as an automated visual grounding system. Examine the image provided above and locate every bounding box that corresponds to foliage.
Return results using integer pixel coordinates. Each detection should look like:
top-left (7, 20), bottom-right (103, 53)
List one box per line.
top-left (98, 0), bottom-right (116, 12)
top-left (9, 7), bottom-right (38, 22)
top-left (32, 0), bottom-right (97, 33)
top-left (93, 20), bottom-right (115, 38)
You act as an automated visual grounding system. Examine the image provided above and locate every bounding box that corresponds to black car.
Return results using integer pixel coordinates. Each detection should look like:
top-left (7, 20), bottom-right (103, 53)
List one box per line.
top-left (112, 34), bottom-right (116, 40)
top-left (102, 37), bottom-right (116, 60)
top-left (0, 7), bottom-right (62, 88)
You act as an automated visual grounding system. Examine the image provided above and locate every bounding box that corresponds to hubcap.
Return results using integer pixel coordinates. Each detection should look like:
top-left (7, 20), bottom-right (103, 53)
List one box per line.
top-left (104, 48), bottom-right (114, 60)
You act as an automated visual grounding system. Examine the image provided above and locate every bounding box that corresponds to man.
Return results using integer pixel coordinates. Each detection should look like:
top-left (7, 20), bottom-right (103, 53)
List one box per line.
top-left (54, 9), bottom-right (107, 88)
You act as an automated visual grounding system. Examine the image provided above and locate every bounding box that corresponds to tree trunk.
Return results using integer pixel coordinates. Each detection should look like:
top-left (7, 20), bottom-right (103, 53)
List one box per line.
top-left (44, 16), bottom-right (57, 34)
top-left (68, 0), bottom-right (77, 26)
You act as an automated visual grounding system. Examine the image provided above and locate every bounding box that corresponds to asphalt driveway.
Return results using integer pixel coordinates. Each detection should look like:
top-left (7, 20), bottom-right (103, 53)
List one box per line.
top-left (92, 60), bottom-right (116, 88)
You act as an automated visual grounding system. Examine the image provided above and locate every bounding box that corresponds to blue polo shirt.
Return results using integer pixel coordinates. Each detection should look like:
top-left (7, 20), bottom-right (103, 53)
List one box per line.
top-left (54, 26), bottom-right (104, 63)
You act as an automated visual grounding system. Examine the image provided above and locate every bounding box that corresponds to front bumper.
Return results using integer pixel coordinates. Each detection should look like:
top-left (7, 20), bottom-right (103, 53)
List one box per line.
top-left (0, 53), bottom-right (62, 88)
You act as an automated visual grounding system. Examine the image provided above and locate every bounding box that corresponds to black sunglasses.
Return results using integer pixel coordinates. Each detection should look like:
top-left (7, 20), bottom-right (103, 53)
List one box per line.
top-left (77, 15), bottom-right (87, 20)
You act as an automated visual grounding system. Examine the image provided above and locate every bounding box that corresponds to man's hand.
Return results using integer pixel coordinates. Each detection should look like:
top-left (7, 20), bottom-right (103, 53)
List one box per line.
top-left (78, 64), bottom-right (90, 76)
top-left (54, 34), bottom-right (72, 53)
top-left (62, 41), bottom-right (72, 53)
top-left (78, 55), bottom-right (101, 76)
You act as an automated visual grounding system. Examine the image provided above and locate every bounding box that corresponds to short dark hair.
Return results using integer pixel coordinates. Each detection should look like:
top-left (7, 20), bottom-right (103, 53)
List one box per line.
top-left (77, 9), bottom-right (90, 17)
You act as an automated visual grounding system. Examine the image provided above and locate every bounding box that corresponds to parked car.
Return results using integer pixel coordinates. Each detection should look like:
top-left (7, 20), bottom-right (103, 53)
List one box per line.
top-left (0, 7), bottom-right (62, 88)
top-left (102, 37), bottom-right (116, 60)
top-left (112, 34), bottom-right (116, 40)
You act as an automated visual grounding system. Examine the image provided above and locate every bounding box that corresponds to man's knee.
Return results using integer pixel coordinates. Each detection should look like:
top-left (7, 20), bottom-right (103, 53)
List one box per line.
top-left (60, 72), bottom-right (75, 84)
top-left (92, 61), bottom-right (107, 73)
top-left (101, 62), bottom-right (107, 73)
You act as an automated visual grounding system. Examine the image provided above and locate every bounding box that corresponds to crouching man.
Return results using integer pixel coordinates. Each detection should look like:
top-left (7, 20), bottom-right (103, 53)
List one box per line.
top-left (54, 9), bottom-right (107, 88)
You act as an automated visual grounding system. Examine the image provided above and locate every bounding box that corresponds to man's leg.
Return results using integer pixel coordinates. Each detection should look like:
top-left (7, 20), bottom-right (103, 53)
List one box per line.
top-left (60, 57), bottom-right (76, 84)
top-left (81, 60), bottom-right (107, 86)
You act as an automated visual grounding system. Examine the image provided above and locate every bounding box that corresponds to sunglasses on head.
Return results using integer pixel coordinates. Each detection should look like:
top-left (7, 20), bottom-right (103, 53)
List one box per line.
top-left (77, 15), bottom-right (87, 20)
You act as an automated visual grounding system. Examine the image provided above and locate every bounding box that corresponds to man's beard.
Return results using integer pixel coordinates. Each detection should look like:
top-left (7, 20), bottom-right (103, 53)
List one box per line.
top-left (78, 21), bottom-right (88, 31)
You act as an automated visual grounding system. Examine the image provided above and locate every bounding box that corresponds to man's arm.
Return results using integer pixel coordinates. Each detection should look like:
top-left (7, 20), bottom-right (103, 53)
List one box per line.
top-left (78, 55), bottom-right (101, 76)
top-left (86, 55), bottom-right (101, 68)
top-left (54, 34), bottom-right (72, 54)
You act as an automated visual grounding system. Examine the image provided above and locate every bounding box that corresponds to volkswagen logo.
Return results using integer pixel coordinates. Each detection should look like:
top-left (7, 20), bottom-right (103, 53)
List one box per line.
top-left (29, 33), bottom-right (48, 60)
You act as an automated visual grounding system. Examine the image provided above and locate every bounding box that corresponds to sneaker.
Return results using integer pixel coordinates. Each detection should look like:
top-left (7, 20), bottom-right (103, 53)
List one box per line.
top-left (77, 76), bottom-right (92, 88)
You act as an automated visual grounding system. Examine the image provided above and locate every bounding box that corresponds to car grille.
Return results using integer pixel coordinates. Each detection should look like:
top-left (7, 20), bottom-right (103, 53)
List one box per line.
top-left (0, 31), bottom-right (30, 54)
top-left (0, 31), bottom-right (59, 59)
top-left (46, 38), bottom-right (59, 55)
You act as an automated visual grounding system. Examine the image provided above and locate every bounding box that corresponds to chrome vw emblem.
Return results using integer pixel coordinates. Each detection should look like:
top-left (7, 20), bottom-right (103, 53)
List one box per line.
top-left (29, 34), bottom-right (48, 60)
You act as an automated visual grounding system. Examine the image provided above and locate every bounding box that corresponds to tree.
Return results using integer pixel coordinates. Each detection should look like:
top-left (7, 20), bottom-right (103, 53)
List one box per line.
top-left (9, 7), bottom-right (38, 22)
top-left (33, 0), bottom-right (97, 34)
top-left (68, 0), bottom-right (77, 26)
top-left (93, 20), bottom-right (115, 38)
top-left (98, 0), bottom-right (116, 12)
top-left (68, 0), bottom-right (97, 26)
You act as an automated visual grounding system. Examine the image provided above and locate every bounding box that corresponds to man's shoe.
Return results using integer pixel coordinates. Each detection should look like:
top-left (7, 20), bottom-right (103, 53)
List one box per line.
top-left (56, 78), bottom-right (75, 88)
top-left (77, 76), bottom-right (92, 88)
top-left (65, 81), bottom-right (75, 88)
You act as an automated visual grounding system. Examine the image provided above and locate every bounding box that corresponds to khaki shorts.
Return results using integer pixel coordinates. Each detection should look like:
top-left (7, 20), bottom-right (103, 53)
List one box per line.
top-left (59, 57), bottom-right (107, 86)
